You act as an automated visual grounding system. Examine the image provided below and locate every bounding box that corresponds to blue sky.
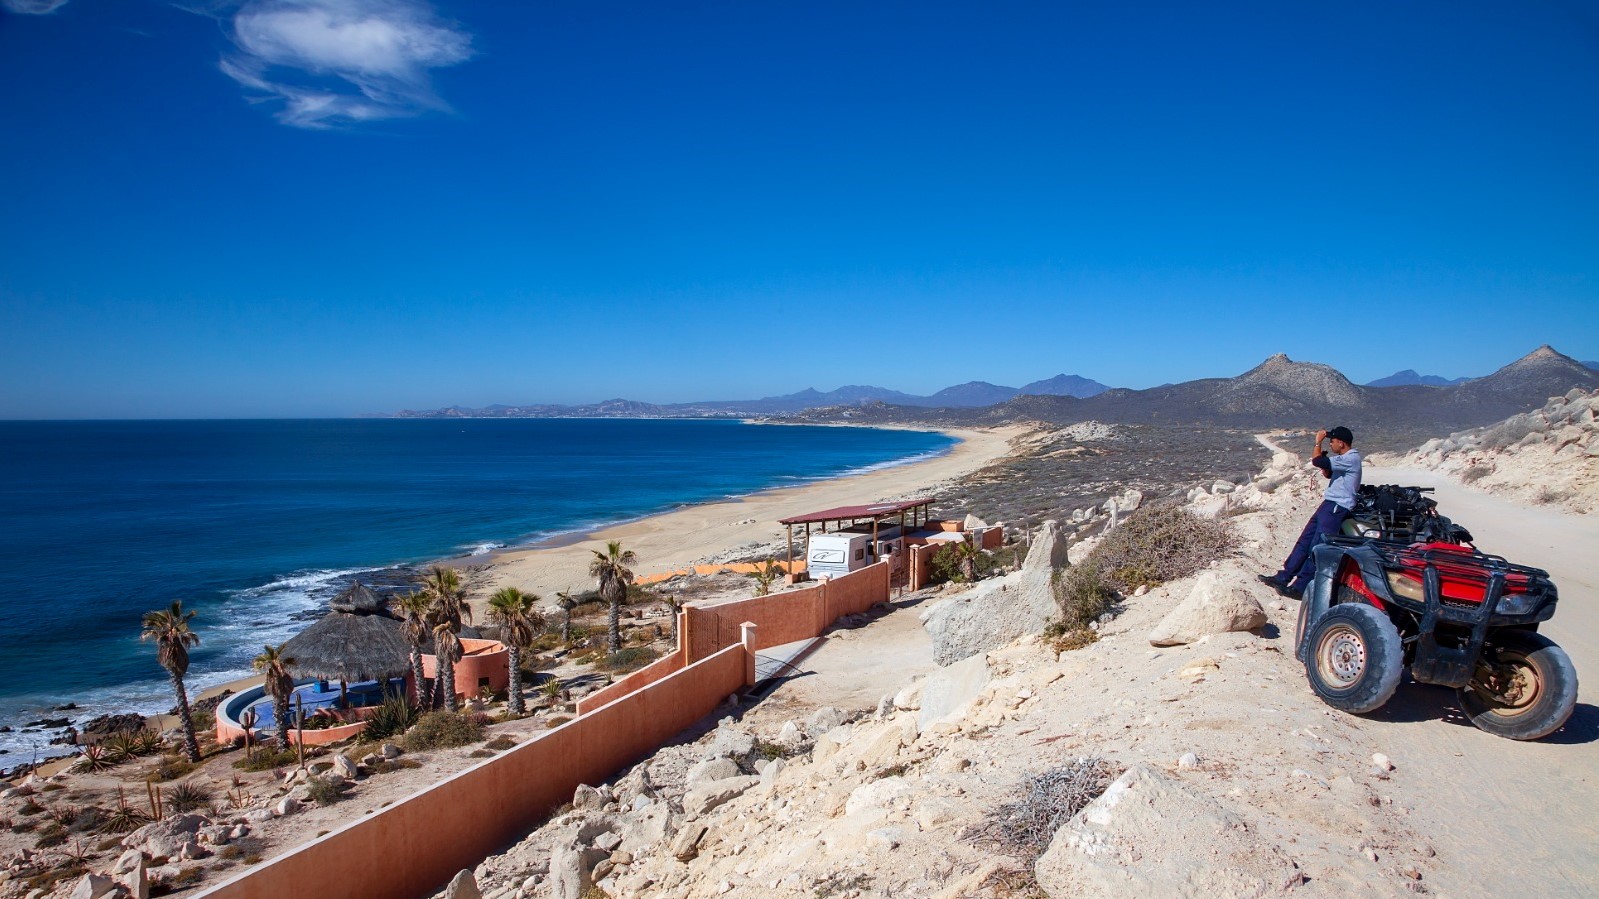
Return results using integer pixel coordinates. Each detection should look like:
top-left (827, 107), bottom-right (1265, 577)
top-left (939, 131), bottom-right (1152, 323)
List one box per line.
top-left (2, 1), bottom-right (1596, 418)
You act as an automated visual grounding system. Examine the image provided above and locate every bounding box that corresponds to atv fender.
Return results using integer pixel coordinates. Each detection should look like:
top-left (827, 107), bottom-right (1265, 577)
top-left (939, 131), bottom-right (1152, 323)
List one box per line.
top-left (1296, 544), bottom-right (1341, 664)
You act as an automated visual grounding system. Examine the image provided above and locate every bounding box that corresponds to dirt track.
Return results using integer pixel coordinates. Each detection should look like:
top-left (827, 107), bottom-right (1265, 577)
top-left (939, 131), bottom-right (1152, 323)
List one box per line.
top-left (1360, 465), bottom-right (1599, 898)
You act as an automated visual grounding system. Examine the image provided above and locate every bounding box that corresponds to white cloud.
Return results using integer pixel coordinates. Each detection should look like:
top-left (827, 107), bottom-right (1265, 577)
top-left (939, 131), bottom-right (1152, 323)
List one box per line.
top-left (219, 0), bottom-right (473, 129)
top-left (1, 0), bottom-right (71, 13)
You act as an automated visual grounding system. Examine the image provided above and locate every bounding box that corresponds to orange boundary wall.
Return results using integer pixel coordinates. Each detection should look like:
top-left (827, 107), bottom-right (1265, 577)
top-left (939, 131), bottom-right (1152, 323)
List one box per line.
top-left (579, 562), bottom-right (891, 715)
top-left (197, 641), bottom-right (751, 899)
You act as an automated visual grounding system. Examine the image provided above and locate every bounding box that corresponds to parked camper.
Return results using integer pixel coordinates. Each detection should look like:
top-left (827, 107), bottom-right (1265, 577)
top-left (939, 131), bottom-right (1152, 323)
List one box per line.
top-left (807, 532), bottom-right (872, 579)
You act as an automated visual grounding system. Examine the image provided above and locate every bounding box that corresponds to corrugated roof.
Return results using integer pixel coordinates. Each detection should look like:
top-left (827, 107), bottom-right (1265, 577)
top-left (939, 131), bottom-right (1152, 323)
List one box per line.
top-left (778, 498), bottom-right (933, 526)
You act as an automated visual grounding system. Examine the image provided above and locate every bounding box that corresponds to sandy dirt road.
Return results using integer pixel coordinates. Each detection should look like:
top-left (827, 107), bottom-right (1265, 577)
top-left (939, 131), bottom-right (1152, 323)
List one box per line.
top-left (1360, 465), bottom-right (1598, 898)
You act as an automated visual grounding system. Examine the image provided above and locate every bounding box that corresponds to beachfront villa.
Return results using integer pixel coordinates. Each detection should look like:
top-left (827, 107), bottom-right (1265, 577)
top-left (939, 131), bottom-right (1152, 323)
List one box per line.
top-left (215, 582), bottom-right (507, 746)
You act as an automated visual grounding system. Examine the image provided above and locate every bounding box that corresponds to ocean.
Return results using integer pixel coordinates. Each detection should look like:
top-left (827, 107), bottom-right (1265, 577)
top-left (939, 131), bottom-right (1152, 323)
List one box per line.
top-left (0, 418), bottom-right (953, 765)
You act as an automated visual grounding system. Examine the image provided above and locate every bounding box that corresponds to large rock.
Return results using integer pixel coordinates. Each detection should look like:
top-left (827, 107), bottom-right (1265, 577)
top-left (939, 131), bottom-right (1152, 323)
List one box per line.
top-left (112, 849), bottom-right (149, 899)
top-left (122, 814), bottom-right (207, 862)
top-left (548, 841), bottom-right (607, 899)
top-left (685, 757), bottom-right (741, 788)
top-left (1035, 765), bottom-right (1301, 899)
top-left (917, 652), bottom-right (991, 733)
top-left (922, 520), bottom-right (1067, 666)
top-left (683, 775), bottom-right (759, 817)
top-left (1147, 569), bottom-right (1268, 646)
top-left (69, 874), bottom-right (117, 899)
top-left (444, 870), bottom-right (481, 899)
top-left (332, 753), bottom-right (360, 780)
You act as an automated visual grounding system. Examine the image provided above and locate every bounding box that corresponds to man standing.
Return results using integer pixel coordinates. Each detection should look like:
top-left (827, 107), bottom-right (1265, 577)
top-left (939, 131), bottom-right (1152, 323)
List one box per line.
top-left (1261, 426), bottom-right (1362, 598)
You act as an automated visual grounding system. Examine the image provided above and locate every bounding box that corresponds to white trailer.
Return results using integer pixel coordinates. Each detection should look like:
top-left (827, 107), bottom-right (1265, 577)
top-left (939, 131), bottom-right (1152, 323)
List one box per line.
top-left (806, 532), bottom-right (872, 579)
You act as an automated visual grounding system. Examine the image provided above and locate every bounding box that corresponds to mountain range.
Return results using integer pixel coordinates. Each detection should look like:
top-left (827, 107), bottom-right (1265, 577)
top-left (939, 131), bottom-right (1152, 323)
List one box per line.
top-left (395, 373), bottom-right (1111, 418)
top-left (395, 348), bottom-right (1599, 435)
top-left (791, 346), bottom-right (1599, 434)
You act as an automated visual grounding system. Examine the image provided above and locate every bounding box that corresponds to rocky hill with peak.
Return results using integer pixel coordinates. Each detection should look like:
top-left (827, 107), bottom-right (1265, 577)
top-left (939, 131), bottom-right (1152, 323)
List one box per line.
top-left (793, 347), bottom-right (1599, 440)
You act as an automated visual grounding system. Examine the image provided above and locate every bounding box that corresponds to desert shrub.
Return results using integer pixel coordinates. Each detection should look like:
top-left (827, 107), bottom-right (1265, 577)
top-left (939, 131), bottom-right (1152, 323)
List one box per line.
top-left (232, 746), bottom-right (299, 772)
top-left (359, 692), bottom-right (420, 743)
top-left (148, 755), bottom-right (195, 783)
top-left (97, 804), bottom-right (151, 835)
top-left (1090, 502), bottom-right (1234, 591)
top-left (43, 804), bottom-right (80, 827)
top-left (17, 798), bottom-right (43, 816)
top-left (972, 757), bottom-right (1120, 864)
top-left (217, 836), bottom-right (266, 863)
top-left (598, 646), bottom-right (659, 673)
top-left (1052, 566), bottom-right (1112, 631)
top-left (1460, 463), bottom-right (1493, 484)
top-left (485, 734), bottom-right (517, 750)
top-left (368, 757), bottom-right (422, 775)
top-left (1043, 620), bottom-right (1099, 655)
top-left (304, 778), bottom-right (343, 807)
top-left (403, 711), bottom-right (484, 751)
top-left (34, 822), bottom-right (68, 848)
top-left (546, 716), bottom-right (571, 728)
top-left (73, 744), bottom-right (119, 773)
top-left (1533, 486), bottom-right (1568, 505)
top-left (163, 781), bottom-right (214, 814)
top-left (469, 748), bottom-right (495, 758)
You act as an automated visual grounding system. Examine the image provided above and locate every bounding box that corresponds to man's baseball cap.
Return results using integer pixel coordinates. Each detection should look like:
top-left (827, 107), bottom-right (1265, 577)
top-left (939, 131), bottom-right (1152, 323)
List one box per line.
top-left (1327, 426), bottom-right (1354, 444)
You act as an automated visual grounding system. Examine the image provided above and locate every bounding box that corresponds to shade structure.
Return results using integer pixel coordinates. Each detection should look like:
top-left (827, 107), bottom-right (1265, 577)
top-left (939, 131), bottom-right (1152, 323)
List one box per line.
top-left (281, 582), bottom-right (412, 683)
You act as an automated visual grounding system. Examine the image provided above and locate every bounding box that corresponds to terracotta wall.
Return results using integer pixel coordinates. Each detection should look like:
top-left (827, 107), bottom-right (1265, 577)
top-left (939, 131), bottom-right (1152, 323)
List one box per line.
top-left (574, 644), bottom-right (685, 715)
top-left (422, 638), bottom-right (509, 700)
top-left (197, 643), bottom-right (750, 899)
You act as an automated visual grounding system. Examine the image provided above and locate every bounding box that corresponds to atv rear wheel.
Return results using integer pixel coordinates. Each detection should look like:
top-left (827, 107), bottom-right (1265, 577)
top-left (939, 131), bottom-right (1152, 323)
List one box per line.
top-left (1305, 603), bottom-right (1403, 714)
top-left (1457, 631), bottom-right (1578, 741)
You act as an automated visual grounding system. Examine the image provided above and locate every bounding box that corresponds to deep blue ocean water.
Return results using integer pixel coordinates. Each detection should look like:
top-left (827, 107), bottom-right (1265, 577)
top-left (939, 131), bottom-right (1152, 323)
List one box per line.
top-left (0, 418), bottom-right (952, 764)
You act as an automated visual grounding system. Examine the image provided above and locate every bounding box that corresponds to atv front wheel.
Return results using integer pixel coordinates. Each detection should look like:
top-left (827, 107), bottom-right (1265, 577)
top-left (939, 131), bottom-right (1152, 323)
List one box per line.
top-left (1305, 603), bottom-right (1403, 714)
top-left (1457, 631), bottom-right (1578, 741)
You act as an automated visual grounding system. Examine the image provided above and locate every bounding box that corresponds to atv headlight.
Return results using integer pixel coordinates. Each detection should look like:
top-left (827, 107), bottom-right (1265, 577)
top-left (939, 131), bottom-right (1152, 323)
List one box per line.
top-left (1495, 592), bottom-right (1540, 615)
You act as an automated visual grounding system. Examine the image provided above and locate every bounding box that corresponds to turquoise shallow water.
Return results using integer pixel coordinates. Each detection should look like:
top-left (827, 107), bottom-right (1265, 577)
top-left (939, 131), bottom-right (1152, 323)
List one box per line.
top-left (0, 418), bottom-right (953, 764)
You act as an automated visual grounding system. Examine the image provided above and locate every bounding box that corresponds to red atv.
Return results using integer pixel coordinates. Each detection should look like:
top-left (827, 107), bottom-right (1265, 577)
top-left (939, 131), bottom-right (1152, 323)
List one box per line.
top-left (1293, 485), bottom-right (1578, 741)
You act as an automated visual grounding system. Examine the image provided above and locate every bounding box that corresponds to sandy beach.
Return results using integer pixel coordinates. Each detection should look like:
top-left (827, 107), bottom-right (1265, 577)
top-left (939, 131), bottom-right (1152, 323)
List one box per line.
top-left (476, 425), bottom-right (1027, 608)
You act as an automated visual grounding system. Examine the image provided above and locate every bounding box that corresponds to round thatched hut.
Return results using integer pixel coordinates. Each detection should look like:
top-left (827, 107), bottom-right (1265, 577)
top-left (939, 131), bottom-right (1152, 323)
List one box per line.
top-left (281, 581), bottom-right (411, 691)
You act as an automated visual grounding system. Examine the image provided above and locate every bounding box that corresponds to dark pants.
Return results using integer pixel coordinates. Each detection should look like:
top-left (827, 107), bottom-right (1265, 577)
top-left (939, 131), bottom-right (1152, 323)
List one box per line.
top-left (1274, 500), bottom-right (1350, 591)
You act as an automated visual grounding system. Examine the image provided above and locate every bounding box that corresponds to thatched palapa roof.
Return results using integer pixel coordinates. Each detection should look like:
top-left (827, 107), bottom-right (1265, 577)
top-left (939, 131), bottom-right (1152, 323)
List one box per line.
top-left (281, 581), bottom-right (411, 683)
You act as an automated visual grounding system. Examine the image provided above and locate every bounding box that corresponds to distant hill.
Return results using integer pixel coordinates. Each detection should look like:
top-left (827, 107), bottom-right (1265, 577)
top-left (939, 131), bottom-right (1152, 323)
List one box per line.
top-left (1018, 373), bottom-right (1110, 398)
top-left (1585, 361), bottom-right (1599, 371)
top-left (1366, 369), bottom-right (1470, 387)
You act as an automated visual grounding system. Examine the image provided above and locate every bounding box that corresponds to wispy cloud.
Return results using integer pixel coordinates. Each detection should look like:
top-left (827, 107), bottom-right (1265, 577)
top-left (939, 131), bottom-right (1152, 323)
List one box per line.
top-left (1, 0), bottom-right (71, 14)
top-left (219, 0), bottom-right (473, 129)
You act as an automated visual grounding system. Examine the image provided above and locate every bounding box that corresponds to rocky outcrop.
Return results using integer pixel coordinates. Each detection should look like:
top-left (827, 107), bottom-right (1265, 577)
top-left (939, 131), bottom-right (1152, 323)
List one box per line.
top-left (1034, 765), bottom-right (1302, 898)
top-left (1147, 569), bottom-right (1269, 646)
top-left (1383, 388), bottom-right (1598, 513)
top-left (920, 520), bottom-right (1067, 666)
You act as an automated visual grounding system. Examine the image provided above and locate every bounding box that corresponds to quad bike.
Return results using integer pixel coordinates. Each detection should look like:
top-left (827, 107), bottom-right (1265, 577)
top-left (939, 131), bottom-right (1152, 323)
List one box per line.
top-left (1294, 486), bottom-right (1578, 741)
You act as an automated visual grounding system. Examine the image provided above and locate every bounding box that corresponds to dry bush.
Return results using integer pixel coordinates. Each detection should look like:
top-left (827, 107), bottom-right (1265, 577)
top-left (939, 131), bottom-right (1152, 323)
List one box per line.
top-left (973, 757), bottom-right (1120, 865)
top-left (403, 711), bottom-right (484, 751)
top-left (1460, 463), bottom-right (1493, 484)
top-left (1053, 501), bottom-right (1235, 628)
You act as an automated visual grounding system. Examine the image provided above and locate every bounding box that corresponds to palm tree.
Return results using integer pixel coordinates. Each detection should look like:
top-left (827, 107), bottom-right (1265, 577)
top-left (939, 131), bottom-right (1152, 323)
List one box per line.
top-left (955, 540), bottom-right (984, 582)
top-left (393, 591), bottom-right (433, 707)
top-left (252, 644), bottom-right (296, 747)
top-left (431, 622), bottom-right (464, 713)
top-left (421, 566), bottom-right (472, 710)
top-left (750, 559), bottom-right (783, 596)
top-left (589, 541), bottom-right (637, 653)
top-left (660, 593), bottom-right (684, 648)
top-left (140, 601), bottom-right (201, 763)
top-left (555, 590), bottom-right (578, 644)
top-left (486, 587), bottom-right (544, 716)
